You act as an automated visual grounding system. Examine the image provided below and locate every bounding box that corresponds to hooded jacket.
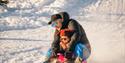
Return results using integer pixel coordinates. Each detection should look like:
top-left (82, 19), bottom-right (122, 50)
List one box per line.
top-left (51, 12), bottom-right (91, 54)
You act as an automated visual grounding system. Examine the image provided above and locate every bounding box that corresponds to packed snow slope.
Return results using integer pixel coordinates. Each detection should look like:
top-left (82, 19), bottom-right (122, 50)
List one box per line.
top-left (0, 0), bottom-right (125, 63)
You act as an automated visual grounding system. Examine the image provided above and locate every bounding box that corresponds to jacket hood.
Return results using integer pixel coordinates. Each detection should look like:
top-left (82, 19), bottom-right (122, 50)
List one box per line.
top-left (59, 12), bottom-right (70, 29)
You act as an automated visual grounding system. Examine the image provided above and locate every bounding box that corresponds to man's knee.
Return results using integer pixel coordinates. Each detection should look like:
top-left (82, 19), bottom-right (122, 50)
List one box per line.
top-left (75, 43), bottom-right (90, 60)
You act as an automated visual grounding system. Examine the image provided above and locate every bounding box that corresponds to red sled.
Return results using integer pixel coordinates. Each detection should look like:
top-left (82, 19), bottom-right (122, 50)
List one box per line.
top-left (57, 53), bottom-right (65, 63)
top-left (57, 53), bottom-right (87, 63)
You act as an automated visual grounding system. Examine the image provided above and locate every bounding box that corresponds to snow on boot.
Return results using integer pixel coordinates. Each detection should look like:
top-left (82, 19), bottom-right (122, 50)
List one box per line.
top-left (82, 60), bottom-right (87, 63)
top-left (74, 57), bottom-right (82, 63)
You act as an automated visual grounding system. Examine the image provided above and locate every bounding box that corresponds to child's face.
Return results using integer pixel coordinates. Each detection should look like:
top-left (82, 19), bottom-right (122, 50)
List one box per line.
top-left (60, 36), bottom-right (70, 44)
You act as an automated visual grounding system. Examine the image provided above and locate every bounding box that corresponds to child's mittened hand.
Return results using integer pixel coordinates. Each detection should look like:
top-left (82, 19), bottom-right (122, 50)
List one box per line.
top-left (60, 42), bottom-right (67, 50)
top-left (66, 43), bottom-right (70, 49)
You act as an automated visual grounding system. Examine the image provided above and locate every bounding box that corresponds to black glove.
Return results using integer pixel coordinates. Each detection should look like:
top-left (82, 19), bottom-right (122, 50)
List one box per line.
top-left (51, 47), bottom-right (59, 57)
top-left (51, 51), bottom-right (56, 57)
top-left (51, 51), bottom-right (57, 57)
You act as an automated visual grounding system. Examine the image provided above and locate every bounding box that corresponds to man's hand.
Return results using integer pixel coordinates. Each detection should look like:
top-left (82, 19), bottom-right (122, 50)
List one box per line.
top-left (51, 48), bottom-right (58, 57)
top-left (51, 51), bottom-right (57, 57)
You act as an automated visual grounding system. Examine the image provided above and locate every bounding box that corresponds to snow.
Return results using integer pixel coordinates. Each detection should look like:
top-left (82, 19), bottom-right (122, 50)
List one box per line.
top-left (0, 0), bottom-right (125, 63)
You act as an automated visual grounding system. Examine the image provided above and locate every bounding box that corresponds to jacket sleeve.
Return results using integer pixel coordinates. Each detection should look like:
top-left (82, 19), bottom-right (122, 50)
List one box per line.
top-left (51, 29), bottom-right (60, 52)
top-left (66, 20), bottom-right (81, 52)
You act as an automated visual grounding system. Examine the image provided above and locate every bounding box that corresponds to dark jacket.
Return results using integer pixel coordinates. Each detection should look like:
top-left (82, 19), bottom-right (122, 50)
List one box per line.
top-left (51, 12), bottom-right (91, 54)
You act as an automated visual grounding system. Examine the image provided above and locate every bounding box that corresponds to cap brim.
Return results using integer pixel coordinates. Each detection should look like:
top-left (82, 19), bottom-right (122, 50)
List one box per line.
top-left (48, 21), bottom-right (52, 25)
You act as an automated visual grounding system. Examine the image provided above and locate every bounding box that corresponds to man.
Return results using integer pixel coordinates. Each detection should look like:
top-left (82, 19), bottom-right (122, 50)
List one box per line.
top-left (45, 12), bottom-right (91, 63)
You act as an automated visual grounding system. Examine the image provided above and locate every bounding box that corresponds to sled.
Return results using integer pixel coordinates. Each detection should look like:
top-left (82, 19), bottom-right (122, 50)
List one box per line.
top-left (56, 53), bottom-right (75, 63)
top-left (56, 53), bottom-right (87, 63)
top-left (44, 53), bottom-right (87, 63)
top-left (45, 53), bottom-right (73, 63)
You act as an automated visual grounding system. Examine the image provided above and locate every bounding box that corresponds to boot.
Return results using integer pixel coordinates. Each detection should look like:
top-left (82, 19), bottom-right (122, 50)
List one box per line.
top-left (82, 60), bottom-right (87, 63)
top-left (74, 57), bottom-right (82, 63)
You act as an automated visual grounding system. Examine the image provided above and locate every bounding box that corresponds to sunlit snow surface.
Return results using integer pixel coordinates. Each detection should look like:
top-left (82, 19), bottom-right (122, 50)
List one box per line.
top-left (0, 0), bottom-right (125, 63)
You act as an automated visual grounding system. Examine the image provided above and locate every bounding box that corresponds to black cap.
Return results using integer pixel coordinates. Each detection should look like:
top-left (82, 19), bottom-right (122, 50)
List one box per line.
top-left (48, 14), bottom-right (62, 25)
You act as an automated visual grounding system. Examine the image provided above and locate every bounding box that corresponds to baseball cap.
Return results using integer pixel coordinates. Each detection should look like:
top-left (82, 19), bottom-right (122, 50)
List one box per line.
top-left (48, 14), bottom-right (62, 25)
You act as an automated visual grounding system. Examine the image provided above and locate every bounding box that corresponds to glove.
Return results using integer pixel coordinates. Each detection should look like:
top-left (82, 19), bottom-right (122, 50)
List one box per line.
top-left (51, 51), bottom-right (57, 57)
top-left (51, 47), bottom-right (61, 57)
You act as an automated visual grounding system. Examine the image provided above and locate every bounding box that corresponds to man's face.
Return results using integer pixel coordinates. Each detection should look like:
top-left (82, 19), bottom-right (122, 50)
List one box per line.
top-left (52, 19), bottom-right (62, 29)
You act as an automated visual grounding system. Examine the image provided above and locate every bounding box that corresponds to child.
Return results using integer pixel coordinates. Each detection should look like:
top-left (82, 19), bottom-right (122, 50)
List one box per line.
top-left (57, 29), bottom-right (74, 62)
top-left (59, 29), bottom-right (90, 63)
top-left (44, 29), bottom-right (90, 63)
top-left (59, 29), bottom-right (74, 51)
top-left (44, 29), bottom-right (74, 63)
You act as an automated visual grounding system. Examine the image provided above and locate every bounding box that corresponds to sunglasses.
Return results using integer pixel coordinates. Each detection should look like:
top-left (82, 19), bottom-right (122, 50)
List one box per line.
top-left (51, 19), bottom-right (62, 27)
top-left (51, 22), bottom-right (57, 27)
